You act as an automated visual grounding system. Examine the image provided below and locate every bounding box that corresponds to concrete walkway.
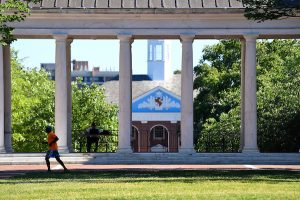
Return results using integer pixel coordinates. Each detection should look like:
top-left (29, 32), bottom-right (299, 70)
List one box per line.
top-left (1, 164), bottom-right (300, 179)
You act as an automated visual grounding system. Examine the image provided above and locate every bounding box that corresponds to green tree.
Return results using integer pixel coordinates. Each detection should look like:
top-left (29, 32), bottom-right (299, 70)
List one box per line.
top-left (240, 0), bottom-right (300, 22)
top-left (193, 40), bottom-right (241, 130)
top-left (72, 79), bottom-right (119, 152)
top-left (11, 50), bottom-right (55, 152)
top-left (11, 52), bottom-right (119, 152)
top-left (1, 0), bottom-right (41, 45)
top-left (194, 39), bottom-right (300, 152)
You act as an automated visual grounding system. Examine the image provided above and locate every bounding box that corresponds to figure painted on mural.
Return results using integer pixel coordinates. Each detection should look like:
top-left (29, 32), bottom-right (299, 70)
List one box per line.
top-left (86, 122), bottom-right (101, 153)
top-left (45, 126), bottom-right (68, 172)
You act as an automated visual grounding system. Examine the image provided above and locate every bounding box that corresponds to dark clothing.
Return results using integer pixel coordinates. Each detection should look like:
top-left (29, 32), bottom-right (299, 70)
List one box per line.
top-left (46, 150), bottom-right (60, 158)
top-left (86, 127), bottom-right (101, 153)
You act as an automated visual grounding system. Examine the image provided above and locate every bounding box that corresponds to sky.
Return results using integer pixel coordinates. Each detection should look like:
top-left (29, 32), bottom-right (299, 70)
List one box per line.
top-left (11, 39), bottom-right (218, 74)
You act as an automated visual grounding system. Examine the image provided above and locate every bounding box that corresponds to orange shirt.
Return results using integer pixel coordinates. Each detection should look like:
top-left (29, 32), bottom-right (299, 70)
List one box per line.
top-left (48, 131), bottom-right (58, 150)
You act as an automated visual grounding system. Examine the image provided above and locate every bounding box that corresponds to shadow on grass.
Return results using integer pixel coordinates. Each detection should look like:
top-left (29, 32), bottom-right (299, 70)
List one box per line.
top-left (1, 170), bottom-right (300, 185)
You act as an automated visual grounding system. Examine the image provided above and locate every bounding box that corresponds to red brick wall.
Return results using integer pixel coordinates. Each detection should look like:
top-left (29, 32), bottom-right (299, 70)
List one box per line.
top-left (132, 121), bottom-right (180, 152)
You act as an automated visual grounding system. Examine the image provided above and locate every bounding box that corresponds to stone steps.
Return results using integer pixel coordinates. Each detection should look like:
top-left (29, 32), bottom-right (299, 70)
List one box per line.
top-left (0, 153), bottom-right (299, 165)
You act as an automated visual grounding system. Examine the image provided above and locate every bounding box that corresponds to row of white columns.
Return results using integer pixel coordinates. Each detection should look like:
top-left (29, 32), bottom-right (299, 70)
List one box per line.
top-left (0, 35), bottom-right (259, 153)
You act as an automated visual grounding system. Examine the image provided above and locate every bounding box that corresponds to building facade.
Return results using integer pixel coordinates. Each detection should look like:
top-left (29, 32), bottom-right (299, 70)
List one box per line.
top-left (131, 86), bottom-right (180, 152)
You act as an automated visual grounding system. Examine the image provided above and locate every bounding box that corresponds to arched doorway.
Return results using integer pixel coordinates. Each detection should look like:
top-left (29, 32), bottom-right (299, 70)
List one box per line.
top-left (131, 126), bottom-right (139, 152)
top-left (149, 125), bottom-right (169, 152)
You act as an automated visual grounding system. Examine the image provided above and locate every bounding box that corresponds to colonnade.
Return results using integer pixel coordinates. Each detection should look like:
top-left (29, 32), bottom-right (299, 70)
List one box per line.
top-left (0, 35), bottom-right (259, 154)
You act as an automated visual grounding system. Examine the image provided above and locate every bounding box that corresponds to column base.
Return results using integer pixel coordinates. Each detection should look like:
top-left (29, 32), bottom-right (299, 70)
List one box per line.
top-left (0, 147), bottom-right (6, 153)
top-left (59, 146), bottom-right (70, 153)
top-left (179, 148), bottom-right (195, 155)
top-left (117, 148), bottom-right (133, 154)
top-left (242, 147), bottom-right (259, 153)
top-left (5, 147), bottom-right (13, 153)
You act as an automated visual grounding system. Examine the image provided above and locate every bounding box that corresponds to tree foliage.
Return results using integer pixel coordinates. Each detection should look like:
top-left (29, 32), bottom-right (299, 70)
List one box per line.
top-left (11, 51), bottom-right (118, 152)
top-left (194, 39), bottom-right (300, 152)
top-left (0, 0), bottom-right (41, 45)
top-left (240, 0), bottom-right (300, 22)
top-left (11, 50), bottom-right (55, 152)
top-left (72, 79), bottom-right (119, 152)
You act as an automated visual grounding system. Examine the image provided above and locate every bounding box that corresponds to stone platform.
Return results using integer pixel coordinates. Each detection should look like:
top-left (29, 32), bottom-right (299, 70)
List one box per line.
top-left (0, 153), bottom-right (299, 165)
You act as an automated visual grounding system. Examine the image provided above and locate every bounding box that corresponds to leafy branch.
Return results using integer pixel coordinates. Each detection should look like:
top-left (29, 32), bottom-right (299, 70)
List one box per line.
top-left (240, 0), bottom-right (300, 22)
top-left (0, 0), bottom-right (41, 45)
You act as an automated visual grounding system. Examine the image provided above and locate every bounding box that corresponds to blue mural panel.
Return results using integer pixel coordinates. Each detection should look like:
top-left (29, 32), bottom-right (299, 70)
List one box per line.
top-left (132, 88), bottom-right (180, 113)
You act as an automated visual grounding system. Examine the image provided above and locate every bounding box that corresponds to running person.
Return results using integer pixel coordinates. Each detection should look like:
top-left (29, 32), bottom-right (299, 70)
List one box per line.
top-left (45, 126), bottom-right (68, 172)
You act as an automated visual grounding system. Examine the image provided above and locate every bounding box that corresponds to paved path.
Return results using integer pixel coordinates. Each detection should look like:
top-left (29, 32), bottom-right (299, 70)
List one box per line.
top-left (0, 164), bottom-right (300, 178)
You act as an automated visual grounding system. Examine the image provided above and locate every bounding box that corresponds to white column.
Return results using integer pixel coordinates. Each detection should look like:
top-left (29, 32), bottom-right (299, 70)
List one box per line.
top-left (66, 39), bottom-right (73, 152)
top-left (239, 39), bottom-right (246, 152)
top-left (54, 34), bottom-right (70, 153)
top-left (0, 45), bottom-right (5, 153)
top-left (117, 35), bottom-right (133, 153)
top-left (180, 35), bottom-right (195, 154)
top-left (242, 35), bottom-right (259, 153)
top-left (3, 45), bottom-right (13, 153)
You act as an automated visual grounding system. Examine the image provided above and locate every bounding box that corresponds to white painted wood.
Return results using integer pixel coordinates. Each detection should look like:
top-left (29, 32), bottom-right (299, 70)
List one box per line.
top-left (132, 113), bottom-right (180, 121)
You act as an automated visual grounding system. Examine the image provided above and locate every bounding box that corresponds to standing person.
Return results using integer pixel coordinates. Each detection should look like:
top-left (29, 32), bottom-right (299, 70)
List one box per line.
top-left (45, 126), bottom-right (68, 172)
top-left (86, 122), bottom-right (101, 153)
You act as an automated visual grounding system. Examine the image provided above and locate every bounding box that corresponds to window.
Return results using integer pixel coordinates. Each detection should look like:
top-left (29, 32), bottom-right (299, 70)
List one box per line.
top-left (131, 126), bottom-right (138, 140)
top-left (155, 45), bottom-right (163, 61)
top-left (151, 126), bottom-right (168, 140)
top-left (84, 77), bottom-right (91, 82)
top-left (94, 77), bottom-right (104, 82)
top-left (149, 44), bottom-right (153, 61)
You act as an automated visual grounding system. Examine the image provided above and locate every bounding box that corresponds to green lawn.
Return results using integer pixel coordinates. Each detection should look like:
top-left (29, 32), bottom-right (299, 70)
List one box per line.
top-left (1, 170), bottom-right (299, 200)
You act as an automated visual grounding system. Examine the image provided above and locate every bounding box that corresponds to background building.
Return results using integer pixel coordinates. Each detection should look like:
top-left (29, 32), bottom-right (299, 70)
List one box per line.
top-left (103, 40), bottom-right (181, 152)
top-left (41, 60), bottom-right (119, 85)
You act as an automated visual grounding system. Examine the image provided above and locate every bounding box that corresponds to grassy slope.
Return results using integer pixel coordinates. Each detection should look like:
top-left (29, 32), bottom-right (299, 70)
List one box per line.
top-left (1, 170), bottom-right (299, 200)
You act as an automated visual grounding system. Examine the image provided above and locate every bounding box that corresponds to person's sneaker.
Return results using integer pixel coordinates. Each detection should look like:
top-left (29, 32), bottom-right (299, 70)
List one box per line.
top-left (64, 168), bottom-right (69, 173)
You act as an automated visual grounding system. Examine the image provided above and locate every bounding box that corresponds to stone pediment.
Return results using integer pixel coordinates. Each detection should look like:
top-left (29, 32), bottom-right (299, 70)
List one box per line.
top-left (132, 86), bottom-right (180, 113)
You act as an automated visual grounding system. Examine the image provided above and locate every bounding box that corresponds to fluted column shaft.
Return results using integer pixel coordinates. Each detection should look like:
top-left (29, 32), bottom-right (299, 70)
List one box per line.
top-left (180, 35), bottom-right (195, 154)
top-left (2, 45), bottom-right (12, 153)
top-left (0, 45), bottom-right (5, 153)
top-left (117, 35), bottom-right (133, 153)
top-left (242, 35), bottom-right (259, 153)
top-left (54, 35), bottom-right (71, 153)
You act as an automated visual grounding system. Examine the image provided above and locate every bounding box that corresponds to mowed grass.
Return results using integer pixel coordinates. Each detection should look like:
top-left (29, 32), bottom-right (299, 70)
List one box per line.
top-left (0, 170), bottom-right (299, 200)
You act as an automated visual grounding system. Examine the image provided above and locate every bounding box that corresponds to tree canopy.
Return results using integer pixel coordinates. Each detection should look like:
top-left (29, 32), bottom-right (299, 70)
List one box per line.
top-left (241, 0), bottom-right (300, 22)
top-left (0, 0), bottom-right (41, 45)
top-left (194, 39), bottom-right (300, 152)
top-left (11, 50), bottom-right (118, 152)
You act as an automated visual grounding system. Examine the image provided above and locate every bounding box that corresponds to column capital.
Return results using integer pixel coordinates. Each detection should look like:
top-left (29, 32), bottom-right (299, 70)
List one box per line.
top-left (180, 34), bottom-right (195, 43)
top-left (53, 34), bottom-right (69, 41)
top-left (67, 39), bottom-right (73, 44)
top-left (243, 34), bottom-right (259, 41)
top-left (117, 34), bottom-right (133, 42)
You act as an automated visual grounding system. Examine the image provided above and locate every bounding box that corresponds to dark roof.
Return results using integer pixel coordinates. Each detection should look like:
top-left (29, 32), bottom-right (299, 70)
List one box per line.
top-left (102, 74), bottom-right (181, 105)
top-left (110, 74), bottom-right (152, 81)
top-left (26, 0), bottom-right (244, 9)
